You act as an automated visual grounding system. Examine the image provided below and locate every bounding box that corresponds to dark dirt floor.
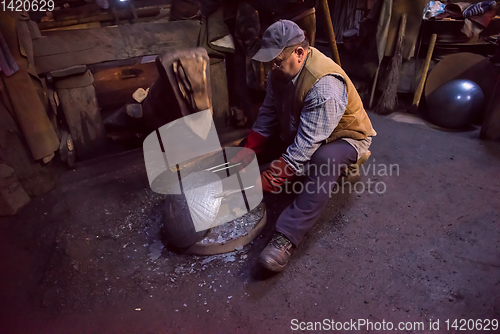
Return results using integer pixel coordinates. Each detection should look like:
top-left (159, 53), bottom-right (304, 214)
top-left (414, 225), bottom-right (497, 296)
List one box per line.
top-left (0, 113), bottom-right (499, 333)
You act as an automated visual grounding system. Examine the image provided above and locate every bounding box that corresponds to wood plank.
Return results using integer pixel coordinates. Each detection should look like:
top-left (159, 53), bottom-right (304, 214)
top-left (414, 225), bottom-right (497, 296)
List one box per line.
top-left (33, 20), bottom-right (201, 74)
top-left (55, 70), bottom-right (107, 160)
top-left (0, 164), bottom-right (31, 216)
top-left (0, 86), bottom-right (56, 197)
top-left (210, 60), bottom-right (229, 130)
top-left (93, 61), bottom-right (158, 110)
top-left (52, 3), bottom-right (102, 22)
top-left (38, 5), bottom-right (168, 30)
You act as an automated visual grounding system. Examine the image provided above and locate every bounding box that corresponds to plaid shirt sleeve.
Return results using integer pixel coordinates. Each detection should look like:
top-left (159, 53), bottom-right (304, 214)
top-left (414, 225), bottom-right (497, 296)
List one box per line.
top-left (282, 74), bottom-right (348, 174)
top-left (251, 72), bottom-right (279, 138)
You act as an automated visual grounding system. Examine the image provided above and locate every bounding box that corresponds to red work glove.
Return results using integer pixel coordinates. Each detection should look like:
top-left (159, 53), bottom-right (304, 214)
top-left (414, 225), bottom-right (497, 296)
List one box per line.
top-left (261, 157), bottom-right (296, 193)
top-left (230, 130), bottom-right (268, 165)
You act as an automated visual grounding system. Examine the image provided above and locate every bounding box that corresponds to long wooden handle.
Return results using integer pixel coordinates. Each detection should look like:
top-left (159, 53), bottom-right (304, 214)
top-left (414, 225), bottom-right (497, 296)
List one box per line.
top-left (412, 33), bottom-right (437, 107)
top-left (319, 0), bottom-right (341, 66)
top-left (397, 14), bottom-right (408, 51)
top-left (368, 66), bottom-right (380, 110)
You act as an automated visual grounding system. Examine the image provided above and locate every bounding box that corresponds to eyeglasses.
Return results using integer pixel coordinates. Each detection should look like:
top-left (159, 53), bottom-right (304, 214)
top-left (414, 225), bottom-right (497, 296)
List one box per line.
top-left (271, 48), bottom-right (297, 69)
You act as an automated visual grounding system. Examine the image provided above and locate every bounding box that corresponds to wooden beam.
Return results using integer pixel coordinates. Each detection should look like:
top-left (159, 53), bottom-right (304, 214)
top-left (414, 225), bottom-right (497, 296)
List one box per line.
top-left (51, 3), bottom-right (102, 22)
top-left (33, 20), bottom-right (201, 74)
top-left (318, 0), bottom-right (341, 66)
top-left (0, 87), bottom-right (56, 197)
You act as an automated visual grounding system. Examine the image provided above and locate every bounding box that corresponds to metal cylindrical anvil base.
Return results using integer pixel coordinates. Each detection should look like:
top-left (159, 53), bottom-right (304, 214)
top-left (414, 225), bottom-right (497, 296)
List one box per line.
top-left (186, 202), bottom-right (267, 255)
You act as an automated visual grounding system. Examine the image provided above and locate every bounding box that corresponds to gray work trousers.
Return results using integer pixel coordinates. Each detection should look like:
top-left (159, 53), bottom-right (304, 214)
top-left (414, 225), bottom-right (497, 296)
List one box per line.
top-left (274, 140), bottom-right (357, 246)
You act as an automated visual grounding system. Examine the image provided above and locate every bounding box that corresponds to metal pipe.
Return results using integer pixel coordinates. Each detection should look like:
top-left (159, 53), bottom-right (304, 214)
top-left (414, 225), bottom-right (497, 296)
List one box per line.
top-left (205, 161), bottom-right (230, 171)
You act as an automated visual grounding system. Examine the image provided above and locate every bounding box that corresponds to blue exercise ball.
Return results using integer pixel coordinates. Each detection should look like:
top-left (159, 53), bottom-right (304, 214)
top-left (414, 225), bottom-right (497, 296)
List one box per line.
top-left (427, 79), bottom-right (484, 129)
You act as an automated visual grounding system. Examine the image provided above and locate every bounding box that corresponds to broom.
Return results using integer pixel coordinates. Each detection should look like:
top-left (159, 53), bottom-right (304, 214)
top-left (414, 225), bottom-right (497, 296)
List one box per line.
top-left (374, 13), bottom-right (407, 115)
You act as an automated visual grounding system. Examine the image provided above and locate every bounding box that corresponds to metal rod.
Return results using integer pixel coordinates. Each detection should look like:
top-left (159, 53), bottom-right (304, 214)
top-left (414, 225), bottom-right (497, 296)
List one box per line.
top-left (209, 162), bottom-right (242, 173)
top-left (205, 161), bottom-right (230, 171)
top-left (214, 186), bottom-right (255, 199)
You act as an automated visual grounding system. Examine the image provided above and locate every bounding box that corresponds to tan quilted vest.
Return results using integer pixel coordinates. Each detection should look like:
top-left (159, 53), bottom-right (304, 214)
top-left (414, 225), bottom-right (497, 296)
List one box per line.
top-left (272, 47), bottom-right (377, 145)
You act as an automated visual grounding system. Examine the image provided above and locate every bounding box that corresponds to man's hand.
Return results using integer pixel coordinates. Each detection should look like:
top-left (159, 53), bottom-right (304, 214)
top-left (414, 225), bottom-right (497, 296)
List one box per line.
top-left (230, 131), bottom-right (268, 165)
top-left (261, 157), bottom-right (296, 193)
top-left (230, 148), bottom-right (254, 166)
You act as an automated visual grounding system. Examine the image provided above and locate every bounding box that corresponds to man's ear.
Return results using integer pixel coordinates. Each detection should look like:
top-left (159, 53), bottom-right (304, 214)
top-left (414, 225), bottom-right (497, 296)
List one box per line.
top-left (296, 47), bottom-right (306, 61)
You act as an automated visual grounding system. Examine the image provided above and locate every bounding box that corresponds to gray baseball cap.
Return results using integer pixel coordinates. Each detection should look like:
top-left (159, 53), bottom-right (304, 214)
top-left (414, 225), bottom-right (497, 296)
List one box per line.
top-left (252, 20), bottom-right (305, 63)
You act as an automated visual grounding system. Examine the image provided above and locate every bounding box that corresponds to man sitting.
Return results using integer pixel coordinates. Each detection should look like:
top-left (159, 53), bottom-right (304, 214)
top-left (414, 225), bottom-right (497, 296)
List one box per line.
top-left (234, 20), bottom-right (377, 272)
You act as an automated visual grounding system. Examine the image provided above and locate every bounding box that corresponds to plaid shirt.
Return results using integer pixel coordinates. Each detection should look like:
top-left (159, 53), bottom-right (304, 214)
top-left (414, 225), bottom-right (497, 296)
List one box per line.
top-left (252, 71), bottom-right (349, 174)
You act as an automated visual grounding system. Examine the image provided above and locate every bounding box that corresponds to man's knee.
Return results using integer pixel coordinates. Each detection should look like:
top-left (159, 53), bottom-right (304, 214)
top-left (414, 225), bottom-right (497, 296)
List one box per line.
top-left (308, 142), bottom-right (356, 178)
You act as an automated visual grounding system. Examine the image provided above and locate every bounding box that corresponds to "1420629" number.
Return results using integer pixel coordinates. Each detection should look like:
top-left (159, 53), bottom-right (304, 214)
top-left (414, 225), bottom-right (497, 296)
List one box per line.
top-left (1, 0), bottom-right (55, 12)
top-left (445, 319), bottom-right (498, 331)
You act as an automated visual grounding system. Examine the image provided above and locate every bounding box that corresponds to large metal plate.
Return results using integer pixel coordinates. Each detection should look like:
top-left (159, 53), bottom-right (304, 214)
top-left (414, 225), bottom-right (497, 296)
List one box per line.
top-left (425, 52), bottom-right (498, 114)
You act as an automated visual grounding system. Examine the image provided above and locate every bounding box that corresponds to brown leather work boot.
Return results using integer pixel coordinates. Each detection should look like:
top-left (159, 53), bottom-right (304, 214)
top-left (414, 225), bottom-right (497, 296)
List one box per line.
top-left (258, 233), bottom-right (294, 272)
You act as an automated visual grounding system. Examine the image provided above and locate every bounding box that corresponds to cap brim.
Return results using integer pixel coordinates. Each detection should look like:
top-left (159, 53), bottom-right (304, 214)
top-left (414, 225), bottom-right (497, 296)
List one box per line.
top-left (252, 47), bottom-right (284, 62)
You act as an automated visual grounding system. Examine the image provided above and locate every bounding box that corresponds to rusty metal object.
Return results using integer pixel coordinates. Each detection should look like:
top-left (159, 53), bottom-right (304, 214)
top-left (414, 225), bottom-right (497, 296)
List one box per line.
top-left (156, 47), bottom-right (212, 117)
top-left (173, 55), bottom-right (210, 112)
top-left (141, 48), bottom-right (210, 131)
